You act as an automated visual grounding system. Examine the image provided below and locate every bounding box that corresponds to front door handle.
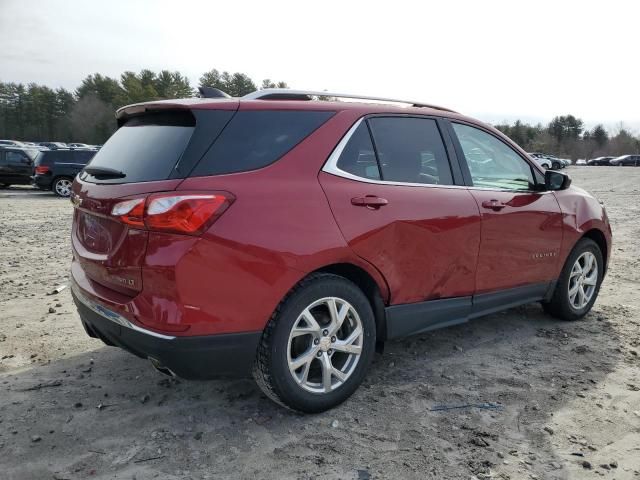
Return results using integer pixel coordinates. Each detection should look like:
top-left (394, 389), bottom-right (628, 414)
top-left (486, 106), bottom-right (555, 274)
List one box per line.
top-left (351, 195), bottom-right (389, 209)
top-left (481, 199), bottom-right (506, 211)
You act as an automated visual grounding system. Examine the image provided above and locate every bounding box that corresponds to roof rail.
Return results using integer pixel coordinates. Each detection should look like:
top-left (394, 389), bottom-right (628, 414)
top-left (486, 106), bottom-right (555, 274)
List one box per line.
top-left (241, 89), bottom-right (457, 113)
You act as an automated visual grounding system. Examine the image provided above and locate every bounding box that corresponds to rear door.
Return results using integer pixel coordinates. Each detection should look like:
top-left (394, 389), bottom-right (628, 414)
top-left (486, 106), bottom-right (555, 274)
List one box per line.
top-left (449, 121), bottom-right (563, 294)
top-left (320, 115), bottom-right (481, 306)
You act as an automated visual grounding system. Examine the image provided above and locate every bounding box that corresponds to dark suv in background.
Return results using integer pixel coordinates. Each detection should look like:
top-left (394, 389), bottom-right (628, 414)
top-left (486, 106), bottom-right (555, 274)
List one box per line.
top-left (0, 146), bottom-right (38, 187)
top-left (33, 149), bottom-right (96, 196)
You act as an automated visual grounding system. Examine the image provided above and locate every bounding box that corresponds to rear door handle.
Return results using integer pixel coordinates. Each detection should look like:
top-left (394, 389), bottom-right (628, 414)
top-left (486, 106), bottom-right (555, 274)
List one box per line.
top-left (481, 199), bottom-right (506, 211)
top-left (351, 195), bottom-right (389, 209)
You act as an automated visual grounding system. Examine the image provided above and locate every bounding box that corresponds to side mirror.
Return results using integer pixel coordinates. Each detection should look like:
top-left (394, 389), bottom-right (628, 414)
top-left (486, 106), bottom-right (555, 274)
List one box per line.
top-left (545, 170), bottom-right (572, 191)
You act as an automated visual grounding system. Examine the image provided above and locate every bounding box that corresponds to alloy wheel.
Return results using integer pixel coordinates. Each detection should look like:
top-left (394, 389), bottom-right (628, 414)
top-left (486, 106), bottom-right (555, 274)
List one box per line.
top-left (287, 297), bottom-right (363, 394)
top-left (568, 251), bottom-right (598, 309)
top-left (55, 178), bottom-right (72, 197)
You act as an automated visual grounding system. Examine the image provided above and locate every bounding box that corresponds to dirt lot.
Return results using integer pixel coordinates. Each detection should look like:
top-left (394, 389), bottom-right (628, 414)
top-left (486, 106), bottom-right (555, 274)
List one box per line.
top-left (1, 167), bottom-right (639, 480)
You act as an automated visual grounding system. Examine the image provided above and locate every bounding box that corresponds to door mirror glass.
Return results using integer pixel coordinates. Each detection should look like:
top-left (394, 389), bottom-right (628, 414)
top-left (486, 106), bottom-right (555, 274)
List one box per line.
top-left (545, 170), bottom-right (571, 190)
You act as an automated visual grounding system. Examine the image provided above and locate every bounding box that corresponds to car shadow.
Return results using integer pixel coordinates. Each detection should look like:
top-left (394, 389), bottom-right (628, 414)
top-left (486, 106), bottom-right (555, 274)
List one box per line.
top-left (1, 302), bottom-right (622, 480)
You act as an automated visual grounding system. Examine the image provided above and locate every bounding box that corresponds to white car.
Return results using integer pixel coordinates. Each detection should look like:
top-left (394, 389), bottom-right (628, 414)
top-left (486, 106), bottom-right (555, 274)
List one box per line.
top-left (528, 154), bottom-right (551, 169)
top-left (0, 140), bottom-right (25, 147)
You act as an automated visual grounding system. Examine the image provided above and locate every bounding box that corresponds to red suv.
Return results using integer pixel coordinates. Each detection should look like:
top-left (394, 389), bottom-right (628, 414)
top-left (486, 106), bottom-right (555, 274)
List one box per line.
top-left (70, 89), bottom-right (612, 412)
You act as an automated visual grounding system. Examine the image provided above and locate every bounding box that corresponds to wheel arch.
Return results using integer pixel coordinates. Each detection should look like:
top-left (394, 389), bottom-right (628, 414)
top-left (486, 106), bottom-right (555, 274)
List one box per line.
top-left (581, 228), bottom-right (608, 273)
top-left (310, 263), bottom-right (388, 344)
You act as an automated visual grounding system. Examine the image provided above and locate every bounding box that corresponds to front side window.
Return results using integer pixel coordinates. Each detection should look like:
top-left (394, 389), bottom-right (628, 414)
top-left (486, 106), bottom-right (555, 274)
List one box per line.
top-left (452, 123), bottom-right (536, 190)
top-left (336, 122), bottom-right (380, 180)
top-left (368, 117), bottom-right (453, 185)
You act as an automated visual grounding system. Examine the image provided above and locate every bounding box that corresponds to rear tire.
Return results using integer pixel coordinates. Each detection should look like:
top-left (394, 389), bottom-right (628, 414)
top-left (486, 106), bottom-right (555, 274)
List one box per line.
top-left (253, 273), bottom-right (376, 413)
top-left (52, 177), bottom-right (73, 197)
top-left (542, 238), bottom-right (603, 321)
top-left (552, 161), bottom-right (561, 169)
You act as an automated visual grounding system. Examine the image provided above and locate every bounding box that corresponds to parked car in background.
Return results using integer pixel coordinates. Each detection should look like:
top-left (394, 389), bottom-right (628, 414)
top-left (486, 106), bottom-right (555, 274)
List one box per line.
top-left (530, 152), bottom-right (564, 169)
top-left (32, 149), bottom-right (96, 196)
top-left (68, 142), bottom-right (94, 149)
top-left (529, 154), bottom-right (551, 169)
top-left (587, 156), bottom-right (614, 166)
top-left (576, 159), bottom-right (587, 165)
top-left (610, 154), bottom-right (640, 166)
top-left (0, 146), bottom-right (37, 187)
top-left (0, 140), bottom-right (25, 147)
top-left (38, 141), bottom-right (67, 150)
top-left (69, 89), bottom-right (612, 412)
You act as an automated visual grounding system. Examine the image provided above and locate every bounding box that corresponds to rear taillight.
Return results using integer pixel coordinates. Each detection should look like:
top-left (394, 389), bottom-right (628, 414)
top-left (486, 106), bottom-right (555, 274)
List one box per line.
top-left (35, 166), bottom-right (50, 174)
top-left (111, 198), bottom-right (145, 227)
top-left (110, 192), bottom-right (233, 235)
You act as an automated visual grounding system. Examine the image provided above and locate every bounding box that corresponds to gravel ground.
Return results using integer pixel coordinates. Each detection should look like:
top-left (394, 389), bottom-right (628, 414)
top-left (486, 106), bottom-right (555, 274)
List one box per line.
top-left (1, 167), bottom-right (639, 480)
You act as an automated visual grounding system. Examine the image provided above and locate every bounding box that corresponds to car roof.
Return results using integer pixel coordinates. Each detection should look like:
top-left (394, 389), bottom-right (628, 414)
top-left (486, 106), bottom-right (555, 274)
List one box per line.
top-left (115, 96), bottom-right (490, 133)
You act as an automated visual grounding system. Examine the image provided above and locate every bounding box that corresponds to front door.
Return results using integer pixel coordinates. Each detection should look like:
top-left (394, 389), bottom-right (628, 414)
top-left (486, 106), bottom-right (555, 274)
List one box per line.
top-left (449, 122), bottom-right (563, 294)
top-left (4, 150), bottom-right (33, 184)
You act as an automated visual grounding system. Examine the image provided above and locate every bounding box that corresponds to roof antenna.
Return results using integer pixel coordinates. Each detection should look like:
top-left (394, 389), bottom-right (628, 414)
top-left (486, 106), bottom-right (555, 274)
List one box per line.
top-left (198, 86), bottom-right (231, 99)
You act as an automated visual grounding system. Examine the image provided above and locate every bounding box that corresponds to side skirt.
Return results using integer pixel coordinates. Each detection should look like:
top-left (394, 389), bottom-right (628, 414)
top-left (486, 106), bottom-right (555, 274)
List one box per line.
top-left (384, 282), bottom-right (554, 340)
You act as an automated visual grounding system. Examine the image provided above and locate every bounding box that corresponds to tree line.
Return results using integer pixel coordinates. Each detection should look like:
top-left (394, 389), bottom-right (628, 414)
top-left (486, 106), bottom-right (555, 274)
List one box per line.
top-left (494, 115), bottom-right (640, 160)
top-left (1, 70), bottom-right (639, 161)
top-left (0, 69), bottom-right (288, 144)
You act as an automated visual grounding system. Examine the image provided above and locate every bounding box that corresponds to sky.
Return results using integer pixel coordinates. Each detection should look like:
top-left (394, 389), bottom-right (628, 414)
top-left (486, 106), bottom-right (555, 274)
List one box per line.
top-left (1, 0), bottom-right (639, 130)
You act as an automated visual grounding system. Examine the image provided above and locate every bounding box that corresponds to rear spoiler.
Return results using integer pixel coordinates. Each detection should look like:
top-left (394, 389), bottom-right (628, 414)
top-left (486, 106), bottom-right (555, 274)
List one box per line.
top-left (115, 98), bottom-right (238, 126)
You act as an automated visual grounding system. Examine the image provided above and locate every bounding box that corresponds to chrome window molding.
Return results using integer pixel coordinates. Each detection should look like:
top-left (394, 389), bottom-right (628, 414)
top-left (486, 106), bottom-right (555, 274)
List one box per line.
top-left (321, 117), bottom-right (551, 194)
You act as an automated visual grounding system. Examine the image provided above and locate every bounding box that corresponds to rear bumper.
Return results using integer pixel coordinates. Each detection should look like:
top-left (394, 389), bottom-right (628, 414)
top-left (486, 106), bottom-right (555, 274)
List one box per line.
top-left (71, 283), bottom-right (262, 379)
top-left (32, 174), bottom-right (52, 189)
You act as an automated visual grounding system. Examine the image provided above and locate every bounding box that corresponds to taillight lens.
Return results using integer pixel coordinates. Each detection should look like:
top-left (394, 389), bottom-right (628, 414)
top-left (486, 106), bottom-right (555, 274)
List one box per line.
top-left (111, 198), bottom-right (145, 227)
top-left (145, 194), bottom-right (227, 234)
top-left (110, 192), bottom-right (232, 235)
top-left (35, 166), bottom-right (50, 174)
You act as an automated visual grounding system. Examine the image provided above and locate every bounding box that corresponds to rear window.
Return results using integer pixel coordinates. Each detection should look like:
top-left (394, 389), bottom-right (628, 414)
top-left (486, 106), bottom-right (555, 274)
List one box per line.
top-left (35, 150), bottom-right (66, 165)
top-left (191, 110), bottom-right (334, 176)
top-left (82, 111), bottom-right (196, 184)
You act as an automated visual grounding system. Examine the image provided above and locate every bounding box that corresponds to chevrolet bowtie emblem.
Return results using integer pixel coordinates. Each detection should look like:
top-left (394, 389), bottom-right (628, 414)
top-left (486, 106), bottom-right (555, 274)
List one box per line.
top-left (70, 194), bottom-right (83, 207)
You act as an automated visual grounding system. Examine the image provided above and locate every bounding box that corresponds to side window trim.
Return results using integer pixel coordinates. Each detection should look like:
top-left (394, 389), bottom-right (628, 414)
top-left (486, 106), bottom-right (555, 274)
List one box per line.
top-left (445, 119), bottom-right (544, 192)
top-left (436, 118), bottom-right (465, 185)
top-left (363, 118), bottom-right (384, 180)
top-left (324, 114), bottom-right (462, 188)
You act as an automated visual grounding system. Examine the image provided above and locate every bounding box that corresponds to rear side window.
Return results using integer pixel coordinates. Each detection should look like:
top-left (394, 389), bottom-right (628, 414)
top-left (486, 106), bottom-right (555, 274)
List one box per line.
top-left (191, 110), bottom-right (334, 176)
top-left (336, 122), bottom-right (381, 180)
top-left (83, 111), bottom-right (196, 184)
top-left (367, 117), bottom-right (453, 185)
top-left (6, 151), bottom-right (30, 165)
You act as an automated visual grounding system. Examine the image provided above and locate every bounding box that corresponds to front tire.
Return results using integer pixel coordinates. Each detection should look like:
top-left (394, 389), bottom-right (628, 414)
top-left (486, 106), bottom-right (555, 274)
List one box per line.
top-left (552, 161), bottom-right (561, 169)
top-left (543, 238), bottom-right (603, 321)
top-left (253, 273), bottom-right (376, 413)
top-left (53, 177), bottom-right (73, 197)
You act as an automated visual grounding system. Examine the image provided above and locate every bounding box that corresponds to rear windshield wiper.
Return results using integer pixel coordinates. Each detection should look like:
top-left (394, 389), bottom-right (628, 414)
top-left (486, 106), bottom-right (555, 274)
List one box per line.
top-left (83, 166), bottom-right (126, 179)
